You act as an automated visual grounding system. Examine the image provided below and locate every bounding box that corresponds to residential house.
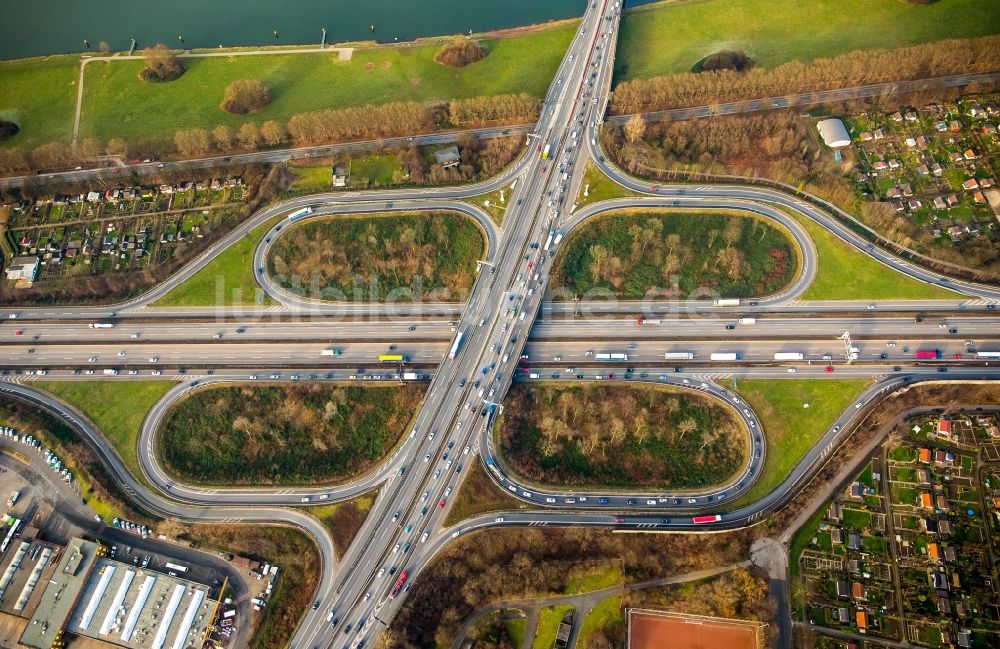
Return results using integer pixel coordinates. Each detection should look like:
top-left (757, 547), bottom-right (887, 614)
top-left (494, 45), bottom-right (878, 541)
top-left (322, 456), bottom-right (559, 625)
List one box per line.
top-left (851, 582), bottom-right (867, 601)
top-left (434, 146), bottom-right (462, 169)
top-left (937, 419), bottom-right (952, 436)
top-left (904, 111), bottom-right (918, 121)
top-left (931, 163), bottom-right (944, 176)
top-left (872, 160), bottom-right (889, 171)
top-left (886, 187), bottom-right (901, 199)
top-left (908, 199), bottom-right (922, 211)
top-left (86, 191), bottom-right (101, 202)
top-left (946, 194), bottom-right (959, 207)
top-left (933, 197), bottom-right (947, 210)
top-left (831, 528), bottom-right (844, 545)
top-left (855, 610), bottom-right (868, 631)
top-left (917, 163), bottom-right (929, 176)
top-left (963, 149), bottom-right (977, 160)
top-left (847, 532), bottom-right (862, 551)
top-left (900, 183), bottom-right (913, 197)
top-left (828, 502), bottom-right (842, 522)
top-left (4, 256), bottom-right (39, 282)
top-left (920, 492), bottom-right (933, 508)
top-left (919, 448), bottom-right (932, 463)
top-left (836, 579), bottom-right (850, 598)
top-left (928, 542), bottom-right (941, 561)
top-left (974, 191), bottom-right (986, 204)
top-left (934, 121), bottom-right (948, 132)
top-left (936, 494), bottom-right (949, 511)
top-left (958, 629), bottom-right (972, 648)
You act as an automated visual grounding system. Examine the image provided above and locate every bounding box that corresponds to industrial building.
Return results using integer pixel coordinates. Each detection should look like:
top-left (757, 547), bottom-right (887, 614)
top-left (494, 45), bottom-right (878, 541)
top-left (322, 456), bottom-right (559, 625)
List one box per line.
top-left (816, 118), bottom-right (852, 149)
top-left (0, 537), bottom-right (219, 649)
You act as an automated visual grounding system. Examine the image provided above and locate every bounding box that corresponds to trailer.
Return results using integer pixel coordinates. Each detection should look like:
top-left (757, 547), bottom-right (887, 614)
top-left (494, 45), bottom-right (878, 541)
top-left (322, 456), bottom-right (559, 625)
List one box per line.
top-left (390, 570), bottom-right (409, 597)
top-left (287, 206), bottom-right (315, 221)
top-left (692, 515), bottom-right (722, 524)
top-left (713, 298), bottom-right (740, 307)
top-left (164, 562), bottom-right (189, 573)
top-left (543, 230), bottom-right (554, 251)
top-left (553, 233), bottom-right (563, 246)
top-left (773, 352), bottom-right (804, 361)
top-left (709, 352), bottom-right (742, 361)
top-left (449, 331), bottom-right (465, 359)
top-left (663, 352), bottom-right (695, 360)
top-left (595, 353), bottom-right (628, 361)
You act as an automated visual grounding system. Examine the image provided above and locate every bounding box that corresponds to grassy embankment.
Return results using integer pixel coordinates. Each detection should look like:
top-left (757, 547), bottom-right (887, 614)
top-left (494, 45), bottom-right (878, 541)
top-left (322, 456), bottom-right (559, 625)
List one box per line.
top-left (534, 605), bottom-right (575, 649)
top-left (616, 0), bottom-right (1000, 79)
top-left (34, 381), bottom-right (173, 489)
top-left (159, 383), bottom-right (423, 485)
top-left (573, 162), bottom-right (640, 209)
top-left (0, 396), bottom-right (136, 524)
top-left (577, 595), bottom-right (624, 648)
top-left (444, 460), bottom-right (525, 526)
top-left (726, 379), bottom-right (870, 510)
top-left (152, 214), bottom-right (281, 306)
top-left (266, 212), bottom-right (485, 302)
top-left (792, 212), bottom-right (962, 301)
top-left (310, 488), bottom-right (378, 557)
top-left (499, 383), bottom-right (746, 490)
top-left (550, 210), bottom-right (798, 300)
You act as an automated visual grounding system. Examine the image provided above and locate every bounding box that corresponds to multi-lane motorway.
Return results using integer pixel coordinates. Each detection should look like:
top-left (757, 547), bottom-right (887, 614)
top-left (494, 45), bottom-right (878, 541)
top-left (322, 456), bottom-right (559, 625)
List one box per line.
top-left (2, 1), bottom-right (1000, 648)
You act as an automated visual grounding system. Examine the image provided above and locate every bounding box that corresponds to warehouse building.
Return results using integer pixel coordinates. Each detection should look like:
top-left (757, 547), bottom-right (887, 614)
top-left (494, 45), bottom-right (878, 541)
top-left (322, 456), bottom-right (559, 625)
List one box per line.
top-left (16, 537), bottom-right (218, 649)
top-left (816, 118), bottom-right (852, 149)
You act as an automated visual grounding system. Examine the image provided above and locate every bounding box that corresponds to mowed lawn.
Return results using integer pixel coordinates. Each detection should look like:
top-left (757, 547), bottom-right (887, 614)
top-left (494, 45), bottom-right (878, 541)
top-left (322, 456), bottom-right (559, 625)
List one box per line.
top-left (794, 213), bottom-right (961, 301)
top-left (0, 56), bottom-right (79, 149)
top-left (153, 215), bottom-right (282, 307)
top-left (34, 380), bottom-right (174, 487)
top-left (617, 0), bottom-right (1000, 79)
top-left (78, 26), bottom-right (573, 144)
top-left (728, 379), bottom-right (870, 509)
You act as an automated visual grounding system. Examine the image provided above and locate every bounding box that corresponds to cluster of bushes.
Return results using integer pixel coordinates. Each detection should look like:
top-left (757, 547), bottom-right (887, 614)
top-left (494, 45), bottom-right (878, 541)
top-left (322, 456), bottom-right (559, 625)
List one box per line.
top-left (552, 210), bottom-right (796, 299)
top-left (267, 212), bottom-right (484, 301)
top-left (435, 38), bottom-right (487, 67)
top-left (159, 383), bottom-right (423, 485)
top-left (220, 79), bottom-right (272, 114)
top-left (138, 44), bottom-right (186, 82)
top-left (499, 384), bottom-right (747, 488)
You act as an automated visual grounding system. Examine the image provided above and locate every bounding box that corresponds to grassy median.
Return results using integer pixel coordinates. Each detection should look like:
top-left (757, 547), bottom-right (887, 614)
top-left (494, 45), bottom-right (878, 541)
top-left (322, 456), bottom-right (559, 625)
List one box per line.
top-left (794, 213), bottom-right (961, 301)
top-left (34, 381), bottom-right (173, 488)
top-left (727, 379), bottom-right (870, 509)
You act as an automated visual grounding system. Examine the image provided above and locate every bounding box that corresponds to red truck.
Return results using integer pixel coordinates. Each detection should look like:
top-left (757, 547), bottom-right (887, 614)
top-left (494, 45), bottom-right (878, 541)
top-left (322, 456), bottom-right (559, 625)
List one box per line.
top-left (390, 570), bottom-right (409, 597)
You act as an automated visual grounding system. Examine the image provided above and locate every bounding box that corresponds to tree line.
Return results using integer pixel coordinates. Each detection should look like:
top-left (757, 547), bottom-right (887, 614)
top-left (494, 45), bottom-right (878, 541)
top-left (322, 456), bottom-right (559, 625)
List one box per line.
top-left (0, 93), bottom-right (539, 174)
top-left (611, 35), bottom-right (1000, 114)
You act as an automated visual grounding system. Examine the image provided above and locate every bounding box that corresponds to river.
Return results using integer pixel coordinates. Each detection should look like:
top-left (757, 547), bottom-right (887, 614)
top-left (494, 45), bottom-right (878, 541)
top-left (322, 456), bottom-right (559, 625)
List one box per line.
top-left (0, 0), bottom-right (654, 61)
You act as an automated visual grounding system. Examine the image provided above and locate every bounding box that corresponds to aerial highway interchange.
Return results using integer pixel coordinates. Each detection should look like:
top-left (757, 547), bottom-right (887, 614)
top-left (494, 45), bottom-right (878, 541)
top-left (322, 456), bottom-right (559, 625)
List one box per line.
top-left (1, 1), bottom-right (999, 648)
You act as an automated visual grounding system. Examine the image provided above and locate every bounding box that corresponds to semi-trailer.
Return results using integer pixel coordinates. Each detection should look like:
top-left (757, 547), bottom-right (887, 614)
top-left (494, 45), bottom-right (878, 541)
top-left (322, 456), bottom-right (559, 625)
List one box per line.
top-left (449, 331), bottom-right (465, 359)
top-left (320, 348), bottom-right (342, 356)
top-left (595, 353), bottom-right (628, 361)
top-left (89, 323), bottom-right (114, 329)
top-left (709, 352), bottom-right (742, 361)
top-left (915, 349), bottom-right (943, 359)
top-left (287, 206), bottom-right (315, 221)
top-left (976, 351), bottom-right (1000, 359)
top-left (737, 317), bottom-right (756, 325)
top-left (773, 352), bottom-right (805, 361)
top-left (663, 352), bottom-right (695, 360)
top-left (402, 372), bottom-right (419, 380)
top-left (713, 298), bottom-right (740, 307)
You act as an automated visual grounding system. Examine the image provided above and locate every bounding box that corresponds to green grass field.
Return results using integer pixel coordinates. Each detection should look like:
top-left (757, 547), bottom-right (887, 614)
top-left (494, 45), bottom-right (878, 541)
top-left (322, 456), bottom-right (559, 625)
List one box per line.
top-left (34, 381), bottom-right (174, 486)
top-left (577, 595), bottom-right (622, 647)
top-left (574, 162), bottom-right (640, 208)
top-left (0, 56), bottom-right (78, 149)
top-left (533, 605), bottom-right (575, 649)
top-left (617, 0), bottom-right (1000, 80)
top-left (728, 379), bottom-right (870, 508)
top-left (505, 617), bottom-right (527, 648)
top-left (794, 213), bottom-right (961, 301)
top-left (564, 565), bottom-right (621, 595)
top-left (789, 506), bottom-right (828, 583)
top-left (74, 27), bottom-right (573, 145)
top-left (153, 215), bottom-right (281, 306)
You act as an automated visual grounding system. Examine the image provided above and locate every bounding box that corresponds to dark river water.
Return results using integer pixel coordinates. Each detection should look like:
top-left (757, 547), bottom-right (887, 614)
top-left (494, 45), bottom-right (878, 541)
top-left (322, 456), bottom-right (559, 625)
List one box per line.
top-left (0, 0), bottom-right (653, 60)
